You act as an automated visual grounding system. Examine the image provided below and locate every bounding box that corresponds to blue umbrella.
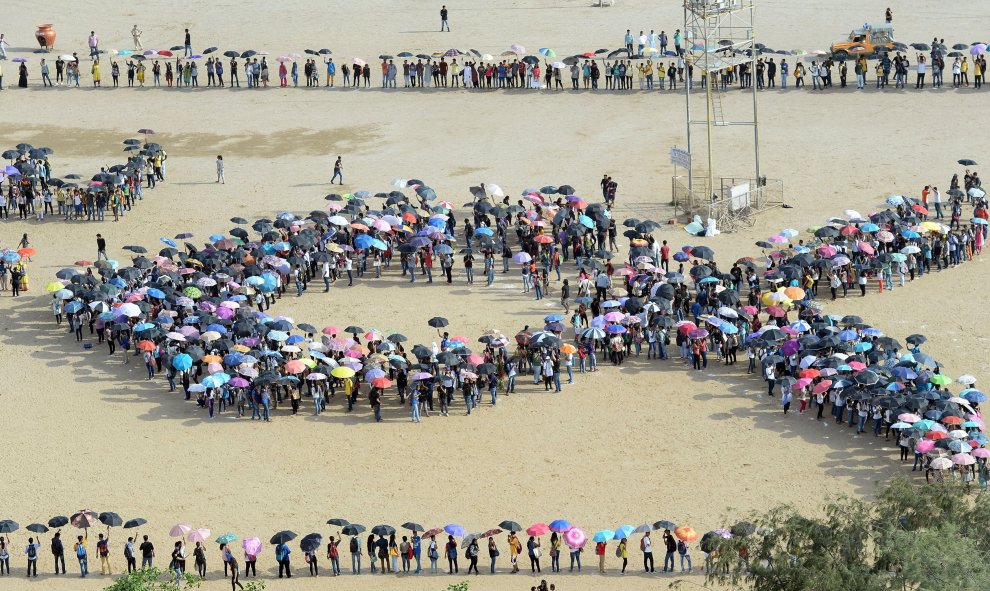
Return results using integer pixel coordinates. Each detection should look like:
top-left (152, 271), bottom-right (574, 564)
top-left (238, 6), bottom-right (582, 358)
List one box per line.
top-left (172, 354), bottom-right (192, 371)
top-left (146, 288), bottom-right (166, 299)
top-left (134, 322), bottom-right (156, 332)
top-left (370, 238), bottom-right (388, 251)
top-left (593, 530), bottom-right (615, 543)
top-left (268, 330), bottom-right (289, 342)
top-left (444, 524), bottom-right (466, 537)
top-left (578, 215), bottom-right (594, 229)
top-left (365, 368), bottom-right (386, 381)
top-left (206, 324), bottom-right (228, 334)
top-left (549, 520), bottom-right (571, 533)
top-left (224, 353), bottom-right (245, 366)
top-left (892, 367), bottom-right (918, 380)
top-left (606, 325), bottom-right (626, 334)
top-left (209, 234), bottom-right (225, 242)
top-left (1, 251), bottom-right (20, 263)
top-left (474, 227), bottom-right (494, 237)
top-left (99, 312), bottom-right (116, 321)
top-left (109, 277), bottom-right (127, 288)
top-left (354, 234), bottom-right (373, 250)
top-left (286, 335), bottom-right (305, 344)
top-left (963, 389), bottom-right (987, 403)
top-left (721, 323), bottom-right (739, 334)
top-left (614, 525), bottom-right (635, 540)
top-left (837, 330), bottom-right (859, 342)
top-left (902, 230), bottom-right (921, 239)
top-left (434, 244), bottom-right (453, 255)
top-left (274, 241), bottom-right (292, 251)
top-left (428, 218), bottom-right (446, 229)
top-left (64, 301), bottom-right (84, 313)
top-left (852, 342), bottom-right (873, 352)
top-left (160, 237), bottom-right (178, 248)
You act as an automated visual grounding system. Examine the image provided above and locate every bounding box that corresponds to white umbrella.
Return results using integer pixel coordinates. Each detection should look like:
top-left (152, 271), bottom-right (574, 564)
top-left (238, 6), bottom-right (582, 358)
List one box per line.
top-left (510, 44), bottom-right (526, 54)
top-left (487, 183), bottom-right (504, 197)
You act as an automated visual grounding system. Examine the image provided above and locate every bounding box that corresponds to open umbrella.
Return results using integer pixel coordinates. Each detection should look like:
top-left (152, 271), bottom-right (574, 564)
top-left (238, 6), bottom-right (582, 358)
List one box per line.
top-left (71, 510), bottom-right (98, 529)
top-left (123, 518), bottom-right (147, 529)
top-left (499, 520), bottom-right (522, 533)
top-left (270, 531), bottom-right (297, 545)
top-left (98, 512), bottom-right (123, 527)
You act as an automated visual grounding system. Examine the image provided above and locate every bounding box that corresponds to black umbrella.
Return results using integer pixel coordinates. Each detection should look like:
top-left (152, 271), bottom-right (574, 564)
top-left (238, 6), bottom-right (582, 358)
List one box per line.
top-left (203, 46), bottom-right (218, 54)
top-left (224, 50), bottom-right (240, 58)
top-left (270, 531), bottom-right (297, 545)
top-left (327, 518), bottom-right (350, 527)
top-left (300, 533), bottom-right (323, 553)
top-left (341, 524), bottom-right (366, 536)
top-left (428, 316), bottom-right (449, 328)
top-left (123, 518), bottom-right (147, 529)
top-left (99, 512), bottom-right (123, 527)
top-left (959, 159), bottom-right (978, 166)
top-left (730, 522), bottom-right (756, 537)
top-left (26, 523), bottom-right (50, 534)
top-left (0, 520), bottom-right (19, 533)
top-left (691, 245), bottom-right (715, 260)
top-left (344, 325), bottom-right (363, 334)
top-left (653, 520), bottom-right (677, 531)
top-left (240, 50), bottom-right (257, 58)
top-left (371, 525), bottom-right (396, 537)
top-left (499, 520), bottom-right (522, 533)
top-left (48, 516), bottom-right (69, 528)
top-left (402, 522), bottom-right (425, 532)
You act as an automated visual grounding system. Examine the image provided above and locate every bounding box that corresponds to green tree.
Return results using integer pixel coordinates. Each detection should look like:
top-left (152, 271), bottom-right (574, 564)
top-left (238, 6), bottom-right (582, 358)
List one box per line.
top-left (682, 478), bottom-right (990, 591)
top-left (102, 568), bottom-right (266, 591)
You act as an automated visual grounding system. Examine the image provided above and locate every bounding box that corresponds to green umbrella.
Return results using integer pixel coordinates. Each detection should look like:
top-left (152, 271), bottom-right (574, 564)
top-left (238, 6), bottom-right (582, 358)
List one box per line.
top-left (182, 286), bottom-right (203, 299)
top-left (215, 533), bottom-right (239, 545)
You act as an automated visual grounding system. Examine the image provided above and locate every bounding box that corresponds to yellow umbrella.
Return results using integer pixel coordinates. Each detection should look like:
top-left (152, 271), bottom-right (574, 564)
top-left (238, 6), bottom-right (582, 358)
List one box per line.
top-left (46, 281), bottom-right (65, 292)
top-left (331, 366), bottom-right (355, 379)
top-left (232, 344), bottom-right (250, 353)
top-left (301, 358), bottom-right (317, 368)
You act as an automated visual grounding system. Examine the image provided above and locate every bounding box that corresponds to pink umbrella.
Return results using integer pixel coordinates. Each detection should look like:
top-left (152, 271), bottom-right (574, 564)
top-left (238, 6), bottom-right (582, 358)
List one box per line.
top-left (972, 448), bottom-right (990, 458)
top-left (952, 453), bottom-right (976, 465)
top-left (466, 354), bottom-right (485, 366)
top-left (216, 306), bottom-right (235, 320)
top-left (818, 245), bottom-right (837, 257)
top-left (188, 528), bottom-right (212, 543)
top-left (526, 523), bottom-right (550, 537)
top-left (564, 527), bottom-right (587, 549)
top-left (353, 57), bottom-right (366, 67)
top-left (898, 413), bottom-right (921, 423)
top-left (207, 361), bottom-right (224, 374)
top-left (856, 241), bottom-right (875, 255)
top-left (812, 380), bottom-right (832, 394)
top-left (915, 440), bottom-right (936, 454)
top-left (372, 219), bottom-right (391, 232)
top-left (170, 523), bottom-right (193, 537)
top-left (243, 537), bottom-right (262, 557)
top-left (847, 361), bottom-right (866, 372)
top-left (229, 377), bottom-right (250, 388)
top-left (604, 312), bottom-right (625, 322)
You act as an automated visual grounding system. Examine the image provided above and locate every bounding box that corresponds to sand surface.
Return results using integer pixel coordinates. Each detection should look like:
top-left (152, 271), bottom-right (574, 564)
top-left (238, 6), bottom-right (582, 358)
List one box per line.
top-left (1, 1), bottom-right (988, 589)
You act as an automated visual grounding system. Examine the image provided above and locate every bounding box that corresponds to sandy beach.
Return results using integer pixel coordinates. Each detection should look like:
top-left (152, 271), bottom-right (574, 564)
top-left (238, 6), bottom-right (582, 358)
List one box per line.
top-left (1, 2), bottom-right (988, 590)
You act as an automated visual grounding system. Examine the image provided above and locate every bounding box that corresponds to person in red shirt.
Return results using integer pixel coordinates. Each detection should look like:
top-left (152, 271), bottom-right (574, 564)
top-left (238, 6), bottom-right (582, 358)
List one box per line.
top-left (595, 541), bottom-right (607, 573)
top-left (660, 240), bottom-right (670, 272)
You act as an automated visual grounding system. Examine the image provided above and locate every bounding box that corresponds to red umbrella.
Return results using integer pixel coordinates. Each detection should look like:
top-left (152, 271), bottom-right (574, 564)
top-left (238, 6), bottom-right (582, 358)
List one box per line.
top-left (371, 377), bottom-right (392, 388)
top-left (533, 234), bottom-right (553, 244)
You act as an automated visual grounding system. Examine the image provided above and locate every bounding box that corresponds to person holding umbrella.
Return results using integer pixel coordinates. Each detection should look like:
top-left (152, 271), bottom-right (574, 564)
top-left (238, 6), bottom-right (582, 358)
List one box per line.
top-left (0, 535), bottom-right (8, 575)
top-left (51, 531), bottom-right (65, 574)
top-left (25, 536), bottom-right (40, 577)
top-left (96, 530), bottom-right (111, 574)
top-left (73, 533), bottom-right (88, 577)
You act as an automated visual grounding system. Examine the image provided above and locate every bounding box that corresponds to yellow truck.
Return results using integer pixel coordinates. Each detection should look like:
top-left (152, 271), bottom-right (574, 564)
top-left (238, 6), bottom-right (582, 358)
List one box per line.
top-left (831, 24), bottom-right (895, 55)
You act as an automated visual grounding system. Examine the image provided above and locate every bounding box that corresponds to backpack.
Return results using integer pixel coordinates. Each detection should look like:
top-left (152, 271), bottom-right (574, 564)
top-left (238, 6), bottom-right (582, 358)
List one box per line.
top-left (678, 540), bottom-right (687, 555)
top-left (275, 544), bottom-right (285, 561)
top-left (615, 545), bottom-right (622, 558)
top-left (27, 544), bottom-right (36, 559)
top-left (76, 543), bottom-right (87, 558)
top-left (349, 538), bottom-right (359, 553)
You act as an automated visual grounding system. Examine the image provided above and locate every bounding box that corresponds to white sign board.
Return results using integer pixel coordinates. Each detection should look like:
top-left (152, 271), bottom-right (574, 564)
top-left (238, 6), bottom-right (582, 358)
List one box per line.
top-left (670, 147), bottom-right (691, 168)
top-left (729, 182), bottom-right (750, 212)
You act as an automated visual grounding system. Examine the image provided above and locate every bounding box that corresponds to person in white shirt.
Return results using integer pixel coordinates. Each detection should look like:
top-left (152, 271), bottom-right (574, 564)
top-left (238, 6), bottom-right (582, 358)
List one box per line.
top-left (638, 32), bottom-right (647, 57)
top-left (131, 25), bottom-right (143, 50)
top-left (641, 533), bottom-right (654, 573)
top-left (932, 186), bottom-right (943, 219)
top-left (810, 62), bottom-right (821, 89)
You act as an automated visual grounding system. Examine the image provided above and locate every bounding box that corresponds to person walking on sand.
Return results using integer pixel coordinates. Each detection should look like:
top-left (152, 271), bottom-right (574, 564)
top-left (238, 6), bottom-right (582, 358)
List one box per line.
top-left (216, 155), bottom-right (225, 184)
top-left (183, 28), bottom-right (192, 57)
top-left (131, 25), bottom-right (143, 50)
top-left (331, 156), bottom-right (343, 185)
top-left (441, 5), bottom-right (450, 31)
top-left (88, 31), bottom-right (99, 60)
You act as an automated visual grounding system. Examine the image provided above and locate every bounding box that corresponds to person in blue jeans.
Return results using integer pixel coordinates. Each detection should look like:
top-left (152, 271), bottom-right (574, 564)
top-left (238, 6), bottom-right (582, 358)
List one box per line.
top-left (662, 530), bottom-right (677, 572)
top-left (677, 539), bottom-right (692, 572)
top-left (411, 533), bottom-right (422, 574)
top-left (74, 534), bottom-right (89, 578)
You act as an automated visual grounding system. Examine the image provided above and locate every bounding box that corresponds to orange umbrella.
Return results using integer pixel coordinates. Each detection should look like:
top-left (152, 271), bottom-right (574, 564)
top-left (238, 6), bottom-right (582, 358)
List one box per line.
top-left (75, 260), bottom-right (93, 267)
top-left (202, 354), bottom-right (222, 364)
top-left (942, 416), bottom-right (964, 425)
top-left (674, 526), bottom-right (698, 542)
top-left (560, 344), bottom-right (577, 354)
top-left (137, 340), bottom-right (156, 352)
top-left (783, 286), bottom-right (805, 300)
top-left (17, 247), bottom-right (36, 257)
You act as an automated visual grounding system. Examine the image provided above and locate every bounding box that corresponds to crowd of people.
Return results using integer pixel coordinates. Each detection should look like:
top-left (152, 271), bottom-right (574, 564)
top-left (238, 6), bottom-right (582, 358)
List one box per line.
top-left (2, 24), bottom-right (989, 92)
top-left (1, 139), bottom-right (168, 225)
top-left (0, 514), bottom-right (715, 584)
top-left (40, 164), bottom-right (987, 485)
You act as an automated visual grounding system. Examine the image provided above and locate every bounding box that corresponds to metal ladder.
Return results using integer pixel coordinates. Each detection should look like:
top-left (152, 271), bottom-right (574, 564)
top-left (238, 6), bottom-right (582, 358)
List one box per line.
top-left (710, 83), bottom-right (726, 126)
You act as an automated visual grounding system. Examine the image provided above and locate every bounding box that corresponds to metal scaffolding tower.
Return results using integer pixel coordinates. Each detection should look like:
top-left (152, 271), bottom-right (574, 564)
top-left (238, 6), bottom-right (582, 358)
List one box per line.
top-left (676, 0), bottom-right (781, 231)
